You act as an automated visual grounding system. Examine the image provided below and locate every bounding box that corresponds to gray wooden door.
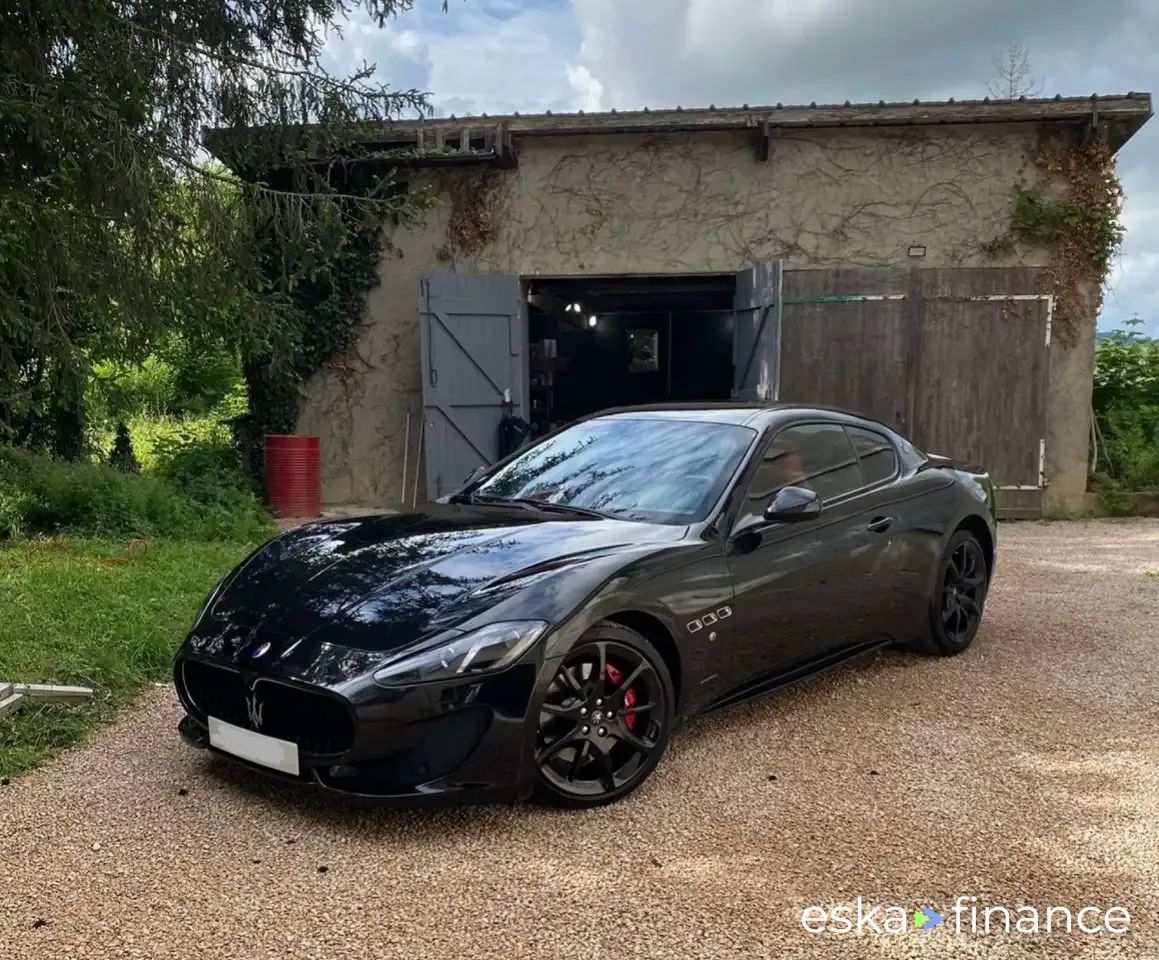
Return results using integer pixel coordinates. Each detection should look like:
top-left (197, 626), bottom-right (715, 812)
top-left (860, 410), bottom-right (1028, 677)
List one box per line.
top-left (733, 261), bottom-right (783, 401)
top-left (419, 272), bottom-right (526, 500)
top-left (913, 295), bottom-right (1049, 489)
top-left (778, 268), bottom-right (913, 432)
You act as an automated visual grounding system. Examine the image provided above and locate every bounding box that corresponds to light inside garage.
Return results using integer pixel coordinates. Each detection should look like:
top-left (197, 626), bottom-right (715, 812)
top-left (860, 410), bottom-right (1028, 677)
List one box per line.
top-left (526, 275), bottom-right (736, 436)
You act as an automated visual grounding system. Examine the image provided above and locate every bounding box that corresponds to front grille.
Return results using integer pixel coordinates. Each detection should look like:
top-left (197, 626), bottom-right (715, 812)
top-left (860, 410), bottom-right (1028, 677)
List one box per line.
top-left (180, 659), bottom-right (355, 757)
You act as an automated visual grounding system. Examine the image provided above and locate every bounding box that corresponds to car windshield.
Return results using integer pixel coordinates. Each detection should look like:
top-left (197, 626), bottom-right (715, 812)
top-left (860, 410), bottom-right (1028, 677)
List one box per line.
top-left (468, 417), bottom-right (757, 524)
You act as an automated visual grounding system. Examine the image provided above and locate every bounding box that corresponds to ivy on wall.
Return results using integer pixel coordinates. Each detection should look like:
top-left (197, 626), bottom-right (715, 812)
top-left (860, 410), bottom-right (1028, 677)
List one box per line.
top-left (235, 206), bottom-right (389, 478)
top-left (984, 131), bottom-right (1124, 347)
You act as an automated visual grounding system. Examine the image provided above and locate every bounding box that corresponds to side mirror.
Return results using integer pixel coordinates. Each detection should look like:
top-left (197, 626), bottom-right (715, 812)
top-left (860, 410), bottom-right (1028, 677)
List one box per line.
top-left (463, 465), bottom-right (488, 485)
top-left (765, 485), bottom-right (821, 521)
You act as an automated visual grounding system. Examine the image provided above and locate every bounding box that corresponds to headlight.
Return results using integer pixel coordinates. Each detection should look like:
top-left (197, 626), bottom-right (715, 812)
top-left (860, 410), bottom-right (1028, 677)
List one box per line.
top-left (372, 620), bottom-right (548, 687)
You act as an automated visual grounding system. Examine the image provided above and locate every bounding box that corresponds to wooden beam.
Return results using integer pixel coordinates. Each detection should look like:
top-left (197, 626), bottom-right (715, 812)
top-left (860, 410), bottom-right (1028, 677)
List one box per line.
top-left (0, 682), bottom-right (95, 719)
top-left (0, 690), bottom-right (25, 718)
top-left (759, 120), bottom-right (777, 162)
top-left (495, 126), bottom-right (518, 169)
top-left (15, 683), bottom-right (94, 703)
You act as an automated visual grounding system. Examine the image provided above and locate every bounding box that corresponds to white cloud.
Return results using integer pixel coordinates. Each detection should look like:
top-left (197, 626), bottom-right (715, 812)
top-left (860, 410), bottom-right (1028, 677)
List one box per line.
top-left (565, 63), bottom-right (603, 111)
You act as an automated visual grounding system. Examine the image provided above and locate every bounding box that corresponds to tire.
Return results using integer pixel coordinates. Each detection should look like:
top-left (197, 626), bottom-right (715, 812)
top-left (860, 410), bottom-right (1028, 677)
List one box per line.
top-left (533, 621), bottom-right (675, 808)
top-left (910, 529), bottom-right (989, 655)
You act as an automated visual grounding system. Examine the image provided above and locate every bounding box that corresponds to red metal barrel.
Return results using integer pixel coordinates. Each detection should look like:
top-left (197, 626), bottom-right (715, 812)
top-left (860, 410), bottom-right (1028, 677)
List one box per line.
top-left (264, 434), bottom-right (321, 518)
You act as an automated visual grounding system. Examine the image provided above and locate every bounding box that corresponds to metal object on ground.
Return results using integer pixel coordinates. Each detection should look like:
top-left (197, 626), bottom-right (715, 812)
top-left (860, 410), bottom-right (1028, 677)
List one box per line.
top-left (264, 434), bottom-right (322, 519)
top-left (0, 682), bottom-right (94, 719)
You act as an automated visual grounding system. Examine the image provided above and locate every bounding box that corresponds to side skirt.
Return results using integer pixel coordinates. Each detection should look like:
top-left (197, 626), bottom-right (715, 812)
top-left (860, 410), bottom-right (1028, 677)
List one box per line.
top-left (703, 637), bottom-right (894, 714)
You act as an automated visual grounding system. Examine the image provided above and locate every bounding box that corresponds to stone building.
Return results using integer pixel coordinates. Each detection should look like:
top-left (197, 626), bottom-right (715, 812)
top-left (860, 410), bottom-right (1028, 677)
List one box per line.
top-left (235, 94), bottom-right (1153, 516)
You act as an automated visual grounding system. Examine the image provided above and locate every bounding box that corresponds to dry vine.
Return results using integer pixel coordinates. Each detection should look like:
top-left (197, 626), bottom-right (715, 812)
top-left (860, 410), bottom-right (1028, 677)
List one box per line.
top-left (445, 169), bottom-right (508, 260)
top-left (997, 130), bottom-right (1125, 347)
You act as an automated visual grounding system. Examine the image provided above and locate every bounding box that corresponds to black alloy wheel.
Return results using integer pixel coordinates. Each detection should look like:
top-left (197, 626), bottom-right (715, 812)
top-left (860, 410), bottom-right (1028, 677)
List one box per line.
top-left (534, 625), bottom-right (673, 808)
top-left (930, 530), bottom-right (989, 653)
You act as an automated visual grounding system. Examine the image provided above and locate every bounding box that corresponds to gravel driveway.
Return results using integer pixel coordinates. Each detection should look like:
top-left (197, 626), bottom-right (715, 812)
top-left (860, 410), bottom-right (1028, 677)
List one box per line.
top-left (2, 520), bottom-right (1156, 959)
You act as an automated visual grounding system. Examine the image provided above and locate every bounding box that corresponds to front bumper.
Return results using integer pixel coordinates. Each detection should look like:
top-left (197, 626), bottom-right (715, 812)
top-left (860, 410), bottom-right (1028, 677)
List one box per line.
top-left (174, 654), bottom-right (553, 805)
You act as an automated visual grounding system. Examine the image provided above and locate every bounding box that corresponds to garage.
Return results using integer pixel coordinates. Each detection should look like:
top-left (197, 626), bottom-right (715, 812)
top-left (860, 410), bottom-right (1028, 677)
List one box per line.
top-left (260, 95), bottom-right (1152, 514)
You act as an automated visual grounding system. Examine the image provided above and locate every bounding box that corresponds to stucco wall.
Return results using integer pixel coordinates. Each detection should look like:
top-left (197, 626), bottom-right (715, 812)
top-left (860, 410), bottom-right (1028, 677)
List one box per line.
top-left (297, 123), bottom-right (1092, 510)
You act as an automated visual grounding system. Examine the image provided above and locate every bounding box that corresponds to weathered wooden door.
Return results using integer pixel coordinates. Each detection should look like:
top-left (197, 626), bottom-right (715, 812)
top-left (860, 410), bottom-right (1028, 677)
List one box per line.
top-left (419, 272), bottom-right (526, 500)
top-left (733, 261), bottom-right (783, 401)
top-left (912, 294), bottom-right (1050, 493)
top-left (778, 268), bottom-right (914, 433)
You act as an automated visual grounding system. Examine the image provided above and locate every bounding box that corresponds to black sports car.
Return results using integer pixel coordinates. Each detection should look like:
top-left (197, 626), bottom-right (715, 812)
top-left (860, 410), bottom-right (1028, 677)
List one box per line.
top-left (174, 404), bottom-right (996, 807)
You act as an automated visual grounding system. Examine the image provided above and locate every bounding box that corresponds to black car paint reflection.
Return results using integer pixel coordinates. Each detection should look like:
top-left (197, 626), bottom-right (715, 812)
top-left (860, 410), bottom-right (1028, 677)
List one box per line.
top-left (173, 404), bottom-right (996, 804)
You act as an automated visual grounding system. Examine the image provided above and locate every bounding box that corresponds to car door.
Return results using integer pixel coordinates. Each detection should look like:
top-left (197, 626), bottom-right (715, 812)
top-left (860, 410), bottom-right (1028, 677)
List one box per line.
top-left (721, 421), bottom-right (896, 691)
top-left (842, 424), bottom-right (950, 642)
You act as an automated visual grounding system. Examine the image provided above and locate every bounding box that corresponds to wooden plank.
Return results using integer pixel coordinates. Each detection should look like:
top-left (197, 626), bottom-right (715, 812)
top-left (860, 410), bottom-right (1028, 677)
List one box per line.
top-left (0, 692), bottom-right (25, 718)
top-left (15, 683), bottom-right (94, 703)
top-left (0, 681), bottom-right (94, 719)
top-left (996, 488), bottom-right (1044, 519)
top-left (911, 269), bottom-right (1049, 488)
top-left (779, 267), bottom-right (913, 433)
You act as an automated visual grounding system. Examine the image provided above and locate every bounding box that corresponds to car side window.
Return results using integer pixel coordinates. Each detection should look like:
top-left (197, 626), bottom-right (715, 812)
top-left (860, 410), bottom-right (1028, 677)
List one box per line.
top-left (846, 427), bottom-right (898, 486)
top-left (738, 423), bottom-right (862, 522)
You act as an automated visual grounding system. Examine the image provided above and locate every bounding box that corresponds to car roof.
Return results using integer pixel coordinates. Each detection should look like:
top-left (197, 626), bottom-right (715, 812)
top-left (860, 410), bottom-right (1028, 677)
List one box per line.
top-left (586, 402), bottom-right (889, 429)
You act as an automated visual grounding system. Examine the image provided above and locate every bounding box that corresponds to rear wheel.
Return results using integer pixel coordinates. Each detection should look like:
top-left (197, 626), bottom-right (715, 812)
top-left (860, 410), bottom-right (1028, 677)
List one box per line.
top-left (916, 529), bottom-right (989, 654)
top-left (534, 623), bottom-right (674, 808)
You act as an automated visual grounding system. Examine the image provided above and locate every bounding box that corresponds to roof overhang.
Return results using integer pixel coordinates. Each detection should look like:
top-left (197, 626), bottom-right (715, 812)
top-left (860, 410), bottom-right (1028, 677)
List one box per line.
top-left (206, 92), bottom-right (1152, 172)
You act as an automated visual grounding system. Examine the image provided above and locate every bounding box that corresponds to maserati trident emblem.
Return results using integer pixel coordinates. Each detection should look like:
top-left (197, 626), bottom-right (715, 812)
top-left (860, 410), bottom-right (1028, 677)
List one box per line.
top-left (245, 686), bottom-right (264, 730)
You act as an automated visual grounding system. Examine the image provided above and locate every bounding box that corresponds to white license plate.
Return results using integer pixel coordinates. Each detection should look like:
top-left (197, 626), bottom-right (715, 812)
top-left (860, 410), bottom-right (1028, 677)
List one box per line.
top-left (208, 716), bottom-right (300, 776)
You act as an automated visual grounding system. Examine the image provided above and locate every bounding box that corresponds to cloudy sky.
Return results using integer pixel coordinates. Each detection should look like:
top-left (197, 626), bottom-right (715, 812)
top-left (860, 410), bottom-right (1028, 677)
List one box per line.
top-left (328, 0), bottom-right (1157, 333)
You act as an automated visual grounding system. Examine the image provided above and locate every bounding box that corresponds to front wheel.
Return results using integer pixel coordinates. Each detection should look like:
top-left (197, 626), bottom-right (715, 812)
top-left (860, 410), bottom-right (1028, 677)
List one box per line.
top-left (533, 623), bottom-right (674, 808)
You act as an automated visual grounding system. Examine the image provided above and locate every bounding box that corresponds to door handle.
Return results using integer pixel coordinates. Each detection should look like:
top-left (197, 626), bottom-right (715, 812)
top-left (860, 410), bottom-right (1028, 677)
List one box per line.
top-left (867, 516), bottom-right (894, 534)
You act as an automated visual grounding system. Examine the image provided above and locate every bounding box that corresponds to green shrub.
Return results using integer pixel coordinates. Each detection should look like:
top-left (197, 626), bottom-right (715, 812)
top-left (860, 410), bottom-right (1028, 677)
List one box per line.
top-left (86, 335), bottom-right (244, 426)
top-left (87, 354), bottom-right (176, 425)
top-left (1093, 322), bottom-right (1159, 491)
top-left (0, 445), bottom-right (271, 541)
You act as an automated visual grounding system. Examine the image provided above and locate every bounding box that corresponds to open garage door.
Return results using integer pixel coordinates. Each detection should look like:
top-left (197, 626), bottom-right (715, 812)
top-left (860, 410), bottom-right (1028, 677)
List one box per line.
top-left (419, 272), bottom-right (526, 500)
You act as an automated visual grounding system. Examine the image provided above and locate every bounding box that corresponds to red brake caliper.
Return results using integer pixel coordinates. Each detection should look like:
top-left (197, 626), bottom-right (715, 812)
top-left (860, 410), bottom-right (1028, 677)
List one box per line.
top-left (604, 662), bottom-right (638, 731)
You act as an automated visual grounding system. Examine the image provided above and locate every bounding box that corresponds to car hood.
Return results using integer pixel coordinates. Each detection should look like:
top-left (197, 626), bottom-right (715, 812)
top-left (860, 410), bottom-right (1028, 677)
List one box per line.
top-left (185, 503), bottom-right (684, 683)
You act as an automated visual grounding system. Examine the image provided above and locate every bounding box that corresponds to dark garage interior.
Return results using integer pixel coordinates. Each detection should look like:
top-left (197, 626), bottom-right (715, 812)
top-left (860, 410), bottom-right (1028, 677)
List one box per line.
top-left (525, 275), bottom-right (736, 436)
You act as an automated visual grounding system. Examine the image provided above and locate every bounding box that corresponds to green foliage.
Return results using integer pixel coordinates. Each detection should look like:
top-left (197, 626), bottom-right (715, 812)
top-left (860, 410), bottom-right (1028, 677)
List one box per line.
top-left (1, 1), bottom-right (434, 456)
top-left (0, 445), bottom-right (272, 542)
top-left (123, 413), bottom-right (237, 473)
top-left (988, 185), bottom-right (1126, 274)
top-left (243, 209), bottom-right (389, 440)
top-left (0, 538), bottom-right (254, 777)
top-left (87, 334), bottom-right (246, 428)
top-left (1092, 320), bottom-right (1159, 493)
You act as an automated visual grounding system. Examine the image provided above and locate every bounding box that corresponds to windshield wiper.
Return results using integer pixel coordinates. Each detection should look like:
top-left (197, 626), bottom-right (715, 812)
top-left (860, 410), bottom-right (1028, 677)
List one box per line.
top-left (506, 499), bottom-right (621, 520)
top-left (448, 493), bottom-right (536, 510)
top-left (451, 494), bottom-right (619, 520)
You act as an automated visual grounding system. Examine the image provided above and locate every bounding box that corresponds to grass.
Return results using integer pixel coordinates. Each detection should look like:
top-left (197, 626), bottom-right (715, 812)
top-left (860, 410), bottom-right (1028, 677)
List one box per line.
top-left (0, 537), bottom-right (255, 778)
top-left (1, 445), bottom-right (273, 542)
